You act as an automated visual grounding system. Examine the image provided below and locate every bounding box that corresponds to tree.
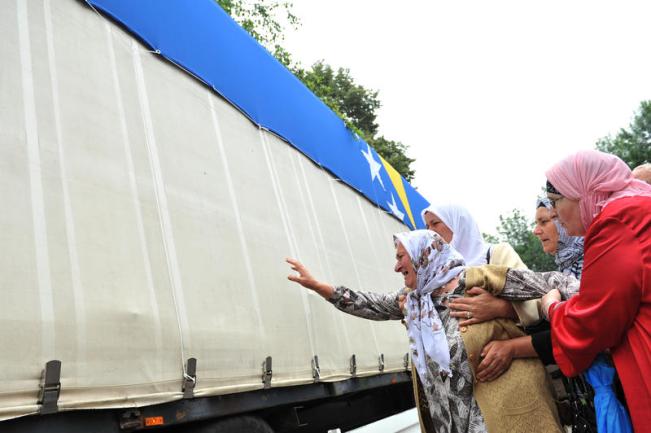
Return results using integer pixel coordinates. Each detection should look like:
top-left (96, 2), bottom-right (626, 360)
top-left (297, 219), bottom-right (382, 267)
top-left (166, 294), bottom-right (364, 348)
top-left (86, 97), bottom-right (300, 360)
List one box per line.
top-left (293, 62), bottom-right (380, 136)
top-left (596, 100), bottom-right (651, 168)
top-left (215, 0), bottom-right (299, 66)
top-left (368, 136), bottom-right (415, 181)
top-left (490, 209), bottom-right (556, 272)
top-left (215, 1), bottom-right (416, 181)
top-left (294, 62), bottom-right (415, 181)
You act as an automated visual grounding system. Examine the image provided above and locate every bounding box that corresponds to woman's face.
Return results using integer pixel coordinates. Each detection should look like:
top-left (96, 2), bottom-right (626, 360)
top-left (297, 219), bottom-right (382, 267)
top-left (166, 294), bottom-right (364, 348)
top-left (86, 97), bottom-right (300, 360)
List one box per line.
top-left (394, 242), bottom-right (417, 289)
top-left (423, 211), bottom-right (453, 243)
top-left (533, 207), bottom-right (559, 254)
top-left (549, 194), bottom-right (584, 236)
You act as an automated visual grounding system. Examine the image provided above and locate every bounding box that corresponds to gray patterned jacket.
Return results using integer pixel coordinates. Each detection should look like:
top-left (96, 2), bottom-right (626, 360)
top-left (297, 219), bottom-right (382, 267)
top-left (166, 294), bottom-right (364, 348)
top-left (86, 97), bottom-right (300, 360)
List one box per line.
top-left (329, 286), bottom-right (487, 433)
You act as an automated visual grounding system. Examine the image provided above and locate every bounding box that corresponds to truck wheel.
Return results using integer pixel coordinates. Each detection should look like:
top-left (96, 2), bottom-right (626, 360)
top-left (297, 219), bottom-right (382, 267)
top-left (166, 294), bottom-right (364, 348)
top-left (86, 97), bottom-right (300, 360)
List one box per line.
top-left (199, 416), bottom-right (274, 433)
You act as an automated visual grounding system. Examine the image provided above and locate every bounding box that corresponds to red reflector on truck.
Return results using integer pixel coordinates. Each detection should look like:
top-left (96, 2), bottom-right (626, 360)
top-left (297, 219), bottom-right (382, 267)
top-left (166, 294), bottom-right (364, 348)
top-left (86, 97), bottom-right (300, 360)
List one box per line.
top-left (145, 416), bottom-right (164, 426)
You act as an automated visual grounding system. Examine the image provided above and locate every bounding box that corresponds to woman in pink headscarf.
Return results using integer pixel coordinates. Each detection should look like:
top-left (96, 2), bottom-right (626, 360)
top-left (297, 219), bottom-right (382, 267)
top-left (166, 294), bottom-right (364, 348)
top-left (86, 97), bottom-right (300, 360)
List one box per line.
top-left (540, 150), bottom-right (651, 433)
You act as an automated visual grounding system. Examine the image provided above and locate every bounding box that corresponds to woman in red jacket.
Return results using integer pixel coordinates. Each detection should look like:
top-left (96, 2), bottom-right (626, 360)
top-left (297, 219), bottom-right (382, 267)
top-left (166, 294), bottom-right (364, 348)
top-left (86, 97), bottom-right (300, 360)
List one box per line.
top-left (541, 150), bottom-right (651, 433)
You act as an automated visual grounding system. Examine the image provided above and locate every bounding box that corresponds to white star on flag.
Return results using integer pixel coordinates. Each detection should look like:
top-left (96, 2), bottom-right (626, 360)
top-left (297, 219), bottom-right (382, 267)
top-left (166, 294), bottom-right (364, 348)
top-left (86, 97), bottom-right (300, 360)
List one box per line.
top-left (387, 193), bottom-right (405, 221)
top-left (361, 144), bottom-right (385, 190)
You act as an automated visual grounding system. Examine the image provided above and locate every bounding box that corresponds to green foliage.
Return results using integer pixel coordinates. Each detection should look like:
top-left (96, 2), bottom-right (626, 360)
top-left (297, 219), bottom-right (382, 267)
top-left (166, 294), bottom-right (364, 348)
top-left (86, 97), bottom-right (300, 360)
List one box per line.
top-left (294, 62), bottom-right (415, 180)
top-left (293, 62), bottom-right (380, 135)
top-left (482, 232), bottom-right (499, 245)
top-left (491, 209), bottom-right (556, 272)
top-left (596, 100), bottom-right (651, 168)
top-left (216, 0), bottom-right (416, 180)
top-left (215, 0), bottom-right (299, 66)
top-left (367, 136), bottom-right (415, 181)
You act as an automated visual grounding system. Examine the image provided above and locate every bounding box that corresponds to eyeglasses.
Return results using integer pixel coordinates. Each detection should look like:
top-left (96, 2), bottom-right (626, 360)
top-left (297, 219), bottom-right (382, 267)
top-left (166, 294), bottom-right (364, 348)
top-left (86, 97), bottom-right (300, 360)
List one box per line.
top-left (547, 194), bottom-right (564, 208)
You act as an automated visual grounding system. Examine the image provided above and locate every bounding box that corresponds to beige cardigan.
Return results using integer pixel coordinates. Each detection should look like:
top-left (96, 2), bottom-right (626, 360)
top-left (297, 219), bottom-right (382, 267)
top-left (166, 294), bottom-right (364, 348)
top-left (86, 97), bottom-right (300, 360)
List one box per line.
top-left (413, 243), bottom-right (561, 433)
top-left (491, 243), bottom-right (542, 327)
top-left (460, 243), bottom-right (560, 433)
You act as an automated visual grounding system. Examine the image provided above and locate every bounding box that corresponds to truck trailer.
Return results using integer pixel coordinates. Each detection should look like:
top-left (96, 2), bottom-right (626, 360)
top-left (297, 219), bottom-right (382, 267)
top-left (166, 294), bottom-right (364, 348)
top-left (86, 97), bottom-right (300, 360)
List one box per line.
top-left (1, 1), bottom-right (429, 431)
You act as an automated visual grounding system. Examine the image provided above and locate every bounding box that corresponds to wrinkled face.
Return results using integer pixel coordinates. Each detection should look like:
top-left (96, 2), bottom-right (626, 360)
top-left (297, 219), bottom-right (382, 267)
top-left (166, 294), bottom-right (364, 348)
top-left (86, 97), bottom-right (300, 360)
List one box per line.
top-left (423, 211), bottom-right (453, 243)
top-left (394, 242), bottom-right (417, 289)
top-left (533, 207), bottom-right (559, 254)
top-left (548, 194), bottom-right (584, 236)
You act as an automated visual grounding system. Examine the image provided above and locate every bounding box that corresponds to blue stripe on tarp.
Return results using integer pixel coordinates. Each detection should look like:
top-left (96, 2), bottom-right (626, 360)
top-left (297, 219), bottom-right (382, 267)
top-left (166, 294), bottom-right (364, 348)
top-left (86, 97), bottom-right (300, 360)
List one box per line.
top-left (88, 0), bottom-right (428, 229)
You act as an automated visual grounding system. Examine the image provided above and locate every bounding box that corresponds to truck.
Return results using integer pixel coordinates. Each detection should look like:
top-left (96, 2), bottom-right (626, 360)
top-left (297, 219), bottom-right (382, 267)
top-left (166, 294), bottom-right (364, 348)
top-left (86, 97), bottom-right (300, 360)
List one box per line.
top-left (1, 0), bottom-right (429, 431)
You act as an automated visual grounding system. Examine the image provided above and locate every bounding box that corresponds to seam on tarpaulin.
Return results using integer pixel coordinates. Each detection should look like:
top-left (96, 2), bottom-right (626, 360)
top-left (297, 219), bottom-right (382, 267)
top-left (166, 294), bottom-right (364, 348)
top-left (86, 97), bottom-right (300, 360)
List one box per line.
top-left (44, 0), bottom-right (88, 376)
top-left (326, 171), bottom-right (381, 353)
top-left (296, 154), bottom-right (354, 353)
top-left (132, 40), bottom-right (190, 375)
top-left (17, 0), bottom-right (56, 359)
top-left (105, 21), bottom-right (166, 371)
top-left (258, 129), bottom-right (317, 358)
top-left (207, 93), bottom-right (265, 337)
top-left (289, 147), bottom-right (350, 355)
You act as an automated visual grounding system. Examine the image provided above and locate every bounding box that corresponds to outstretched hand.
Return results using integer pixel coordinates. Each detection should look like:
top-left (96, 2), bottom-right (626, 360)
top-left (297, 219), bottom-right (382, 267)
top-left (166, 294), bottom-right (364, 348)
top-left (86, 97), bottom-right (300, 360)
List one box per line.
top-left (286, 258), bottom-right (335, 299)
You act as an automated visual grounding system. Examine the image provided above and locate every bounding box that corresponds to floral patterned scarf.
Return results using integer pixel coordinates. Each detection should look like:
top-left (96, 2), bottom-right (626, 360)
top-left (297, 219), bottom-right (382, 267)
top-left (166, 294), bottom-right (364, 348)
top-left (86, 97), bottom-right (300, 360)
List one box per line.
top-left (394, 230), bottom-right (465, 387)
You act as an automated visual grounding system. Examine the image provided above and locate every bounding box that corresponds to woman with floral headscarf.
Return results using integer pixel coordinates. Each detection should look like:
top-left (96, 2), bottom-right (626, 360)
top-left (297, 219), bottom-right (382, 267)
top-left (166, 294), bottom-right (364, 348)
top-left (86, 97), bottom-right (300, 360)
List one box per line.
top-left (287, 230), bottom-right (562, 433)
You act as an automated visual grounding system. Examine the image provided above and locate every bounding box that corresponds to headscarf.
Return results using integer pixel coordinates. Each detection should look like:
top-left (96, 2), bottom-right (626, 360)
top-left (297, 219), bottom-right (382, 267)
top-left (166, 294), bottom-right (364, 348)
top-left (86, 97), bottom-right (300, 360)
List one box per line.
top-left (394, 230), bottom-right (465, 386)
top-left (545, 150), bottom-right (651, 231)
top-left (537, 197), bottom-right (584, 279)
top-left (420, 204), bottom-right (490, 266)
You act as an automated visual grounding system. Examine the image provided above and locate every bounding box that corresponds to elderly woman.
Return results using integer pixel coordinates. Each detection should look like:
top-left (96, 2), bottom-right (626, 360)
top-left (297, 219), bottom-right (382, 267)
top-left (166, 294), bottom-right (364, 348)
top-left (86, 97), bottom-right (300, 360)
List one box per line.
top-left (421, 204), bottom-right (522, 268)
top-left (533, 198), bottom-right (583, 278)
top-left (460, 198), bottom-right (585, 380)
top-left (287, 230), bottom-right (562, 433)
top-left (423, 204), bottom-right (543, 335)
top-left (540, 150), bottom-right (651, 433)
top-left (463, 150), bottom-right (651, 432)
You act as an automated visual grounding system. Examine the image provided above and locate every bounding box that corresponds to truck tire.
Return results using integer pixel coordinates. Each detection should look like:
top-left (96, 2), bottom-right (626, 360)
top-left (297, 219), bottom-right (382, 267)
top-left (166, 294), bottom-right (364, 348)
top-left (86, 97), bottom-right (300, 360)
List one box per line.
top-left (199, 416), bottom-right (274, 433)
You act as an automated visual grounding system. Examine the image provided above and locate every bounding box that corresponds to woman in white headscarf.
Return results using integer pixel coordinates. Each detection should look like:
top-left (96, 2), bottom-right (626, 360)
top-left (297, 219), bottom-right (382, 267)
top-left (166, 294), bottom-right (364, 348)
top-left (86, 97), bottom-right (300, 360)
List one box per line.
top-left (287, 230), bottom-right (562, 433)
top-left (422, 204), bottom-right (542, 329)
top-left (420, 204), bottom-right (491, 266)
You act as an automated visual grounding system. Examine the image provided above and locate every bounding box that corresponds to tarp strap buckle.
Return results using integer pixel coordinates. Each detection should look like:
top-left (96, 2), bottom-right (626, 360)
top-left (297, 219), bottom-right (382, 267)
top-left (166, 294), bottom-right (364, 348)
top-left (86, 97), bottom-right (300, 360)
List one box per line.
top-left (349, 354), bottom-right (357, 376)
top-left (378, 354), bottom-right (385, 373)
top-left (262, 356), bottom-right (272, 389)
top-left (38, 360), bottom-right (61, 415)
top-left (403, 353), bottom-right (410, 370)
top-left (312, 355), bottom-right (321, 382)
top-left (183, 358), bottom-right (197, 399)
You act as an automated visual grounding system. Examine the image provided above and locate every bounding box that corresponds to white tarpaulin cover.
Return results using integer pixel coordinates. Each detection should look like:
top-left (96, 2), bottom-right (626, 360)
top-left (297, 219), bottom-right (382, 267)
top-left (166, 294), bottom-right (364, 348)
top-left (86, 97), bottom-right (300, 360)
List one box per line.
top-left (0, 0), bottom-right (410, 421)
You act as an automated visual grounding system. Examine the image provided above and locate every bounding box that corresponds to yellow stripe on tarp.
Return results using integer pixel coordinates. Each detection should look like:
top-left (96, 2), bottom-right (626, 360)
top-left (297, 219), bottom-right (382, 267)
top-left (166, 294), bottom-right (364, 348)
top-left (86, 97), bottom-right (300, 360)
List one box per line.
top-left (379, 156), bottom-right (416, 228)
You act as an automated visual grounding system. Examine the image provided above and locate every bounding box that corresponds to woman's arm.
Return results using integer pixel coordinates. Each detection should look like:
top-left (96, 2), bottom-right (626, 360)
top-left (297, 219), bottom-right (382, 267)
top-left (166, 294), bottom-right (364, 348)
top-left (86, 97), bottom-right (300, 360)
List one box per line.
top-left (475, 335), bottom-right (539, 381)
top-left (502, 270), bottom-right (579, 301)
top-left (462, 265), bottom-right (580, 301)
top-left (286, 258), bottom-right (403, 321)
top-left (329, 286), bottom-right (405, 321)
top-left (475, 331), bottom-right (554, 382)
top-left (549, 217), bottom-right (642, 377)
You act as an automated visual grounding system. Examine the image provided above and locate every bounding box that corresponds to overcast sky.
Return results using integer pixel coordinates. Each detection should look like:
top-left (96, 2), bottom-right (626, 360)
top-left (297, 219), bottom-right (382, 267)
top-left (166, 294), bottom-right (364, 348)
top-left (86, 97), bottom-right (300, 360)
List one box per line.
top-left (283, 0), bottom-right (651, 233)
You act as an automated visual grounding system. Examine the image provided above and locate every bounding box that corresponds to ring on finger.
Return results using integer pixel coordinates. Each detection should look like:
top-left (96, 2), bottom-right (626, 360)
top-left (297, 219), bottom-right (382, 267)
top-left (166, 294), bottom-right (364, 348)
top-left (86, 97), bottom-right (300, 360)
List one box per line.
top-left (465, 311), bottom-right (472, 319)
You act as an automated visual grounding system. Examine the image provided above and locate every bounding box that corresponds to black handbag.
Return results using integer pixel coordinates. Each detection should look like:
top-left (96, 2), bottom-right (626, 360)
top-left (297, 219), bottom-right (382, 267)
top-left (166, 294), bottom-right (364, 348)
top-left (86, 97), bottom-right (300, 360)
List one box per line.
top-left (549, 366), bottom-right (597, 432)
top-left (562, 374), bottom-right (598, 433)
